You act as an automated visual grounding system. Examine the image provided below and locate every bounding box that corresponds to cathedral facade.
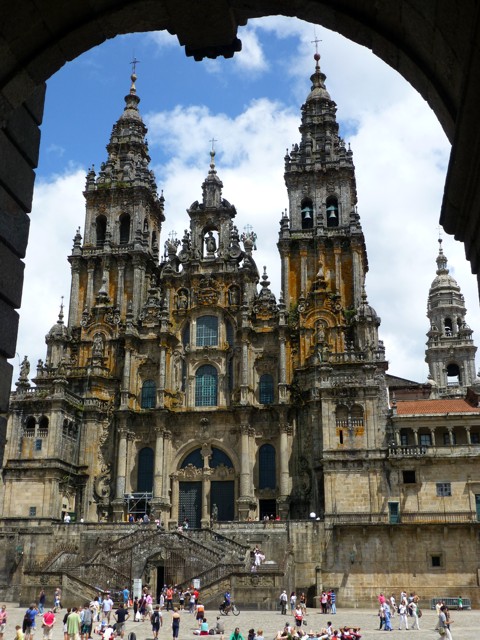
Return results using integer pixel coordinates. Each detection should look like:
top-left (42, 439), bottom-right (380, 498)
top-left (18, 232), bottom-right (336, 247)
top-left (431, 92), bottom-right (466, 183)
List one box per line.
top-left (2, 55), bottom-right (480, 607)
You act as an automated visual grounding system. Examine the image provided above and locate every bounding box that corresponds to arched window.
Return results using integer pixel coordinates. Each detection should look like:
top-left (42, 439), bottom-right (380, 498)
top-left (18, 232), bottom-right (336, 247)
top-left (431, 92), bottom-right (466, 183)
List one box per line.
top-left (96, 215), bottom-right (107, 246)
top-left (137, 447), bottom-right (154, 492)
top-left (447, 363), bottom-right (461, 386)
top-left (301, 198), bottom-right (314, 229)
top-left (259, 444), bottom-right (276, 489)
top-left (444, 318), bottom-right (453, 336)
top-left (119, 213), bottom-right (130, 244)
top-left (38, 415), bottom-right (49, 436)
top-left (141, 379), bottom-right (156, 408)
top-left (210, 447), bottom-right (233, 468)
top-left (351, 404), bottom-right (364, 426)
top-left (196, 316), bottom-right (218, 346)
top-left (24, 416), bottom-right (35, 436)
top-left (326, 196), bottom-right (339, 228)
top-left (195, 365), bottom-right (218, 406)
top-left (259, 374), bottom-right (274, 404)
top-left (181, 448), bottom-right (203, 468)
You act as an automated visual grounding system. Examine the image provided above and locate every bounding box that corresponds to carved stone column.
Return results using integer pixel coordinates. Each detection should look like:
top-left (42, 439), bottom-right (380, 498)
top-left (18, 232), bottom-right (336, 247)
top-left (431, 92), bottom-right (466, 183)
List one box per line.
top-left (116, 428), bottom-right (128, 498)
top-left (157, 346), bottom-right (166, 408)
top-left (169, 472), bottom-right (179, 529)
top-left (278, 422), bottom-right (292, 519)
top-left (86, 260), bottom-right (96, 310)
top-left (162, 430), bottom-right (172, 505)
top-left (237, 424), bottom-right (254, 520)
top-left (121, 348), bottom-right (131, 409)
top-left (68, 260), bottom-right (81, 326)
top-left (116, 259), bottom-right (126, 316)
top-left (154, 427), bottom-right (164, 499)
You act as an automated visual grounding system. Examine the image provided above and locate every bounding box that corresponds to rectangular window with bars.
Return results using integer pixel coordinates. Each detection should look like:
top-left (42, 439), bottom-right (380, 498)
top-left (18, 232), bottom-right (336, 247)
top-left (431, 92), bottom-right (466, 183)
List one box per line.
top-left (436, 482), bottom-right (452, 497)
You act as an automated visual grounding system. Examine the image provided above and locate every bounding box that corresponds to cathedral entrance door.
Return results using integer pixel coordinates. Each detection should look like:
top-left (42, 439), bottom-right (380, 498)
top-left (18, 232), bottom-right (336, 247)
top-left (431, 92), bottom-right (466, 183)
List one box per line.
top-left (210, 481), bottom-right (234, 521)
top-left (259, 499), bottom-right (276, 520)
top-left (179, 481), bottom-right (202, 528)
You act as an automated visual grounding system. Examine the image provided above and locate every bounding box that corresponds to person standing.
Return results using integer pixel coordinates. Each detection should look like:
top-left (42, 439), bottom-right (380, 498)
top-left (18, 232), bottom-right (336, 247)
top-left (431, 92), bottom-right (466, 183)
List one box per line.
top-left (38, 591), bottom-right (46, 615)
top-left (80, 604), bottom-right (92, 640)
top-left (166, 586), bottom-right (174, 612)
top-left (329, 590), bottom-right (336, 615)
top-left (172, 608), bottom-right (181, 640)
top-left (0, 605), bottom-right (6, 640)
top-left (279, 591), bottom-right (288, 615)
top-left (290, 592), bottom-right (296, 614)
top-left (23, 603), bottom-right (39, 640)
top-left (42, 609), bottom-right (55, 640)
top-left (398, 601), bottom-right (408, 630)
top-left (54, 589), bottom-right (62, 613)
top-left (122, 587), bottom-right (130, 607)
top-left (66, 608), bottom-right (81, 640)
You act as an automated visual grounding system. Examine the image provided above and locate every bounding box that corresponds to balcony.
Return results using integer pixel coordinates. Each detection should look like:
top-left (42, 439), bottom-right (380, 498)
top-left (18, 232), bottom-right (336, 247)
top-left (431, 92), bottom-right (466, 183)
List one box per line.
top-left (325, 510), bottom-right (478, 526)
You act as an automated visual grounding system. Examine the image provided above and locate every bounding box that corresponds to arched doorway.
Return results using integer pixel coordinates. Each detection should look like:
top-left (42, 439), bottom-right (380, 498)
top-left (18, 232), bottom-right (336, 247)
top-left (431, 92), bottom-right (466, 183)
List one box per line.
top-left (177, 446), bottom-right (235, 528)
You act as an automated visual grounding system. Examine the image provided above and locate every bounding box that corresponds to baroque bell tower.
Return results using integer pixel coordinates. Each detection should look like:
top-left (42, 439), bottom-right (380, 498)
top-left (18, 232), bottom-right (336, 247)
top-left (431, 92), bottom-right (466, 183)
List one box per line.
top-left (425, 239), bottom-right (477, 397)
top-left (281, 52), bottom-right (389, 518)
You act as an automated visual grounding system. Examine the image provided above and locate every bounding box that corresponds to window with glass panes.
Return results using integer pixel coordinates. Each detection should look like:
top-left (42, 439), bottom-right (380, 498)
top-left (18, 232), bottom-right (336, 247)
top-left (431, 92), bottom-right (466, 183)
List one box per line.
top-left (195, 365), bottom-right (218, 406)
top-left (141, 380), bottom-right (156, 409)
top-left (196, 316), bottom-right (218, 346)
top-left (259, 444), bottom-right (276, 489)
top-left (436, 482), bottom-right (452, 497)
top-left (259, 374), bottom-right (274, 404)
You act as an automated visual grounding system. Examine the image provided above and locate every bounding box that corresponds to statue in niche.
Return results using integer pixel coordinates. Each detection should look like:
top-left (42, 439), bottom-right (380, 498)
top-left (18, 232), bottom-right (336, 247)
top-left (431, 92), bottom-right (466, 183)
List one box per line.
top-left (229, 287), bottom-right (240, 305)
top-left (173, 351), bottom-right (183, 391)
top-left (177, 290), bottom-right (188, 310)
top-left (205, 231), bottom-right (217, 255)
top-left (92, 333), bottom-right (104, 357)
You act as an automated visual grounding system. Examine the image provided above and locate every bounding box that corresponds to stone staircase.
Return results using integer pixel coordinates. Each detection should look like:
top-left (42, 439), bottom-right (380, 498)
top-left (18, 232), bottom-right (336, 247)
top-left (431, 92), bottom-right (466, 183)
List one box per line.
top-left (26, 527), bottom-right (250, 604)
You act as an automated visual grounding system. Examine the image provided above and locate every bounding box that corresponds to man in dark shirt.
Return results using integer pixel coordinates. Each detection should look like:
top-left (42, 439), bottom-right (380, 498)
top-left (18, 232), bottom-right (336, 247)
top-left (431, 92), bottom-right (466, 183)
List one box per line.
top-left (114, 604), bottom-right (130, 639)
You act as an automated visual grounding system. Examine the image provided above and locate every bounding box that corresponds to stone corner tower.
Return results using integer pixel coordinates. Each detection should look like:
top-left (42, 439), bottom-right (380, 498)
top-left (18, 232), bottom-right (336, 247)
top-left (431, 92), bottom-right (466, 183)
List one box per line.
top-left (425, 238), bottom-right (478, 397)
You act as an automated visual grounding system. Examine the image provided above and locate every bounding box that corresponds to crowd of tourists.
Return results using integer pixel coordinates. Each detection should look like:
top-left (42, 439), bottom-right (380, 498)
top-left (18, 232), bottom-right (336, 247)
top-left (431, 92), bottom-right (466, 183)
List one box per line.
top-left (0, 583), bottom-right (464, 640)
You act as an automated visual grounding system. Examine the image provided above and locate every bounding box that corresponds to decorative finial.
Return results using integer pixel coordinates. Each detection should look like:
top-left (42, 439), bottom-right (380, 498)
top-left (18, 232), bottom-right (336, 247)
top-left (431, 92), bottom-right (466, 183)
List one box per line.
top-left (58, 296), bottom-right (64, 324)
top-left (130, 57), bottom-right (140, 94)
top-left (311, 33), bottom-right (322, 65)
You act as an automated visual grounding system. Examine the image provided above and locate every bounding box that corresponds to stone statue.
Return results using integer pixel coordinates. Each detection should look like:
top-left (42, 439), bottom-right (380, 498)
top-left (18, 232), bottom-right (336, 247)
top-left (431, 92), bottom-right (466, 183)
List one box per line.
top-left (19, 356), bottom-right (30, 381)
top-left (92, 333), bottom-right (104, 357)
top-left (212, 503), bottom-right (219, 522)
top-left (205, 231), bottom-right (217, 255)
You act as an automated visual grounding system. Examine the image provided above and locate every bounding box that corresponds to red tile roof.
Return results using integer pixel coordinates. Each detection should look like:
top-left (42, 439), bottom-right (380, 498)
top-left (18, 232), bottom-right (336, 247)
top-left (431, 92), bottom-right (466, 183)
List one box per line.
top-left (396, 398), bottom-right (480, 415)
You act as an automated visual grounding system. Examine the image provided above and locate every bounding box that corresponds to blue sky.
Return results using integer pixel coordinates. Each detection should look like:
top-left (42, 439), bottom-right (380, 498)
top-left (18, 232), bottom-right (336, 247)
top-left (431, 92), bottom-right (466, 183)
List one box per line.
top-left (13, 17), bottom-right (480, 386)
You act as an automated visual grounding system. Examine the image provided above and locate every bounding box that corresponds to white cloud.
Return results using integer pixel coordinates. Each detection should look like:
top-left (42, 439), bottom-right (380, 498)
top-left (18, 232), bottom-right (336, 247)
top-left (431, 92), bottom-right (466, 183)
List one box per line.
top-left (234, 27), bottom-right (268, 73)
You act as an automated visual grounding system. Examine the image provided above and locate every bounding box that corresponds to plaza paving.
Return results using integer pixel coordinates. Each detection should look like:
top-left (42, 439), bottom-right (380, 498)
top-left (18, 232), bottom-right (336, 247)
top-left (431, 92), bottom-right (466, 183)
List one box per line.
top-left (3, 603), bottom-right (473, 640)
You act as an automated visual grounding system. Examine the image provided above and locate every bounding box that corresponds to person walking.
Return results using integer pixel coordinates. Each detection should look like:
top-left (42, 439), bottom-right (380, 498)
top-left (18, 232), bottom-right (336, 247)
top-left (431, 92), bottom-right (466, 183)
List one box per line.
top-left (279, 591), bottom-right (288, 615)
top-left (172, 607), bottom-right (181, 640)
top-left (66, 608), bottom-right (81, 640)
top-left (408, 600), bottom-right (420, 630)
top-left (383, 602), bottom-right (393, 631)
top-left (438, 605), bottom-right (453, 640)
top-left (38, 591), bottom-right (46, 615)
top-left (290, 592), bottom-right (296, 614)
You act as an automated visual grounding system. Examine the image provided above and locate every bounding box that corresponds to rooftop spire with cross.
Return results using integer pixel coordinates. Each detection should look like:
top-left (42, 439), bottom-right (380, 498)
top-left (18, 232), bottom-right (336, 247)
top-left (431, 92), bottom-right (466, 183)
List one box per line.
top-left (129, 56), bottom-right (140, 94)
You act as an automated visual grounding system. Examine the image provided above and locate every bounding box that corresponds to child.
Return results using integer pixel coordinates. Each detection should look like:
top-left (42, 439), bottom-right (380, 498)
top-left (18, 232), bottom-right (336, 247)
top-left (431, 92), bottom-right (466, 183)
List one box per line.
top-left (15, 627), bottom-right (24, 640)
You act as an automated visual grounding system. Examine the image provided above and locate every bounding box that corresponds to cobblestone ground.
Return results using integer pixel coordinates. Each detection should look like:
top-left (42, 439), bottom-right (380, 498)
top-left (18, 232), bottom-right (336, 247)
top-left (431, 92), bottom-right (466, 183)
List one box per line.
top-left (3, 604), bottom-right (472, 640)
